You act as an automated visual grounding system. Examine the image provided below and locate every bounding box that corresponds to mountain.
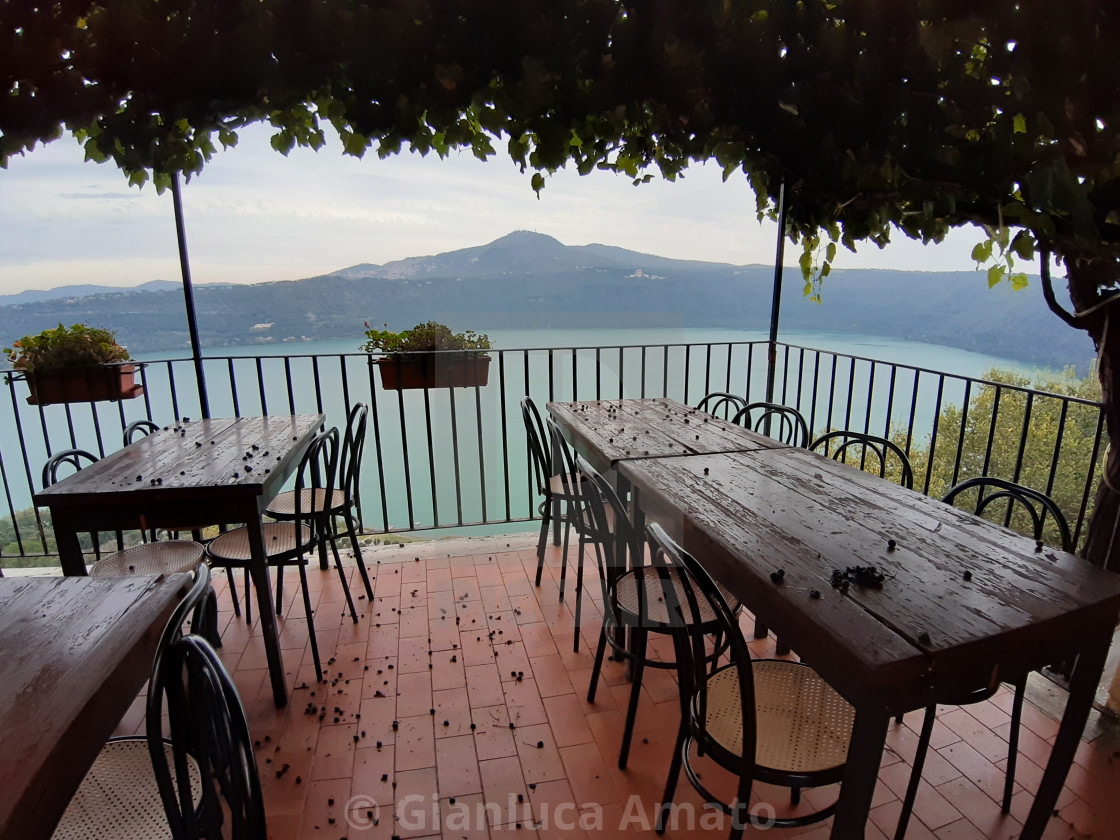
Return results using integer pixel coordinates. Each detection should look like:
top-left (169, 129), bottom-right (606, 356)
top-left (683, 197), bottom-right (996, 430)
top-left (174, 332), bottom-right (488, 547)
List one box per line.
top-left (0, 279), bottom-right (183, 307)
top-left (0, 231), bottom-right (1096, 371)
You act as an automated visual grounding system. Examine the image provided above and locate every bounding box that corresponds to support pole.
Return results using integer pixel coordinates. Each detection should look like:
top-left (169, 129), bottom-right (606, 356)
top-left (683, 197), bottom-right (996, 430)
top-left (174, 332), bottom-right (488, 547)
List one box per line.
top-left (764, 181), bottom-right (788, 404)
top-left (171, 172), bottom-right (210, 419)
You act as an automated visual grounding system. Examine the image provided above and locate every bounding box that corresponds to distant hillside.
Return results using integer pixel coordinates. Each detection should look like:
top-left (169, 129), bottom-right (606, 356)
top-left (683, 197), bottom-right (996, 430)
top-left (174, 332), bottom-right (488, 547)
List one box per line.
top-left (0, 231), bottom-right (1096, 372)
top-left (0, 279), bottom-right (182, 307)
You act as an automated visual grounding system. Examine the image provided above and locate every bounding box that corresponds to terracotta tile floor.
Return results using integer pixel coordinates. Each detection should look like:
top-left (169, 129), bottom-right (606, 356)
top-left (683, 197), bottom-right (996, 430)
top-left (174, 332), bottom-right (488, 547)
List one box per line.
top-left (116, 534), bottom-right (1120, 839)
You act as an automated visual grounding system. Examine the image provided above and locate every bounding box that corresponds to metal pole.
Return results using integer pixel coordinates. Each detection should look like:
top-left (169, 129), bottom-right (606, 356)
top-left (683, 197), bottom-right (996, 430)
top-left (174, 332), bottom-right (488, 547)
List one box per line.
top-left (170, 172), bottom-right (211, 419)
top-left (765, 180), bottom-right (788, 404)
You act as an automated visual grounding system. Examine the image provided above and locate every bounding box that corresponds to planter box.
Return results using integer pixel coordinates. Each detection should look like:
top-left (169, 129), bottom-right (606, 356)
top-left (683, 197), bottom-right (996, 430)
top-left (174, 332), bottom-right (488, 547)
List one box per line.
top-left (374, 354), bottom-right (491, 390)
top-left (24, 364), bottom-right (143, 405)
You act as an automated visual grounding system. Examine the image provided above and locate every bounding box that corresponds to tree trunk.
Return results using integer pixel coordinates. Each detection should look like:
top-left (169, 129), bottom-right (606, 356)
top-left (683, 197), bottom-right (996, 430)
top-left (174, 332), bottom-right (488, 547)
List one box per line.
top-left (1063, 253), bottom-right (1120, 571)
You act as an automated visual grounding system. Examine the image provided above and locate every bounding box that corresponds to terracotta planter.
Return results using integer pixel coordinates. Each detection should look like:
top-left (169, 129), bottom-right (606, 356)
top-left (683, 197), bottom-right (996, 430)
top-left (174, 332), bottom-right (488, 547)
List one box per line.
top-left (24, 364), bottom-right (143, 405)
top-left (374, 354), bottom-right (491, 390)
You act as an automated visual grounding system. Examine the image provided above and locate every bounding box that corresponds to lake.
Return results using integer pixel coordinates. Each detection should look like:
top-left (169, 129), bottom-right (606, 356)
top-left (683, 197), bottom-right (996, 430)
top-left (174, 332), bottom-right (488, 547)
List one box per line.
top-left (2, 327), bottom-right (1074, 547)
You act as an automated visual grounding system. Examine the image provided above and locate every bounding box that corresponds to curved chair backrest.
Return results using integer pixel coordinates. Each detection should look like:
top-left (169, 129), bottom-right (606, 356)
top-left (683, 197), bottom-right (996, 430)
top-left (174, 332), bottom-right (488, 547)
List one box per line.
top-left (546, 417), bottom-right (583, 496)
top-left (694, 392), bottom-right (748, 421)
top-left (809, 430), bottom-right (915, 489)
top-left (942, 477), bottom-right (1073, 552)
top-left (123, 419), bottom-right (161, 446)
top-left (575, 454), bottom-right (637, 582)
top-left (147, 626), bottom-right (265, 839)
top-left (42, 448), bottom-right (99, 489)
top-left (298, 427), bottom-right (340, 523)
top-left (339, 403), bottom-right (369, 511)
top-left (645, 522), bottom-right (757, 806)
top-left (731, 402), bottom-right (809, 447)
top-left (521, 396), bottom-right (552, 494)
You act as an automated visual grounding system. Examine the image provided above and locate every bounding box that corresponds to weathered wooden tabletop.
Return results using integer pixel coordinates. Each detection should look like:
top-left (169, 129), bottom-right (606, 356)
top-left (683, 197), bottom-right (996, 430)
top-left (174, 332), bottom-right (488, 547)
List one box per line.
top-left (547, 398), bottom-right (783, 474)
top-left (34, 414), bottom-right (324, 706)
top-left (0, 574), bottom-right (192, 840)
top-left (620, 444), bottom-right (1120, 839)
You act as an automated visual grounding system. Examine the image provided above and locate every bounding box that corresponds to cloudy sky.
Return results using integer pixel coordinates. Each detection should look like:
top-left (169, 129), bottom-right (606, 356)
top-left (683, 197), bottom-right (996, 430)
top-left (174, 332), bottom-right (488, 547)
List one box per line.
top-left (0, 122), bottom-right (988, 295)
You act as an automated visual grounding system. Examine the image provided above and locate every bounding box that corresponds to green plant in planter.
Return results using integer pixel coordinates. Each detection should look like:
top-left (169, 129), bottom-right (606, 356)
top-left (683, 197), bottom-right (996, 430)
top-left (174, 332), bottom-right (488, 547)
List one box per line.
top-left (4, 323), bottom-right (130, 374)
top-left (359, 321), bottom-right (491, 356)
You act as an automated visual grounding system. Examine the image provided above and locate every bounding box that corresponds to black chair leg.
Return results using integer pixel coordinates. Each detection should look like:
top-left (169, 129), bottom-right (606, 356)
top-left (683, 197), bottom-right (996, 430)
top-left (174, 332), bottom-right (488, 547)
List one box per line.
top-left (298, 563), bottom-right (323, 682)
top-left (619, 629), bottom-right (647, 769)
top-left (588, 627), bottom-right (608, 703)
top-left (534, 499), bottom-right (552, 587)
top-left (243, 569), bottom-right (252, 625)
top-left (1004, 677), bottom-right (1027, 814)
top-left (341, 508), bottom-right (374, 600)
top-left (275, 565), bottom-right (284, 616)
top-left (573, 534), bottom-right (586, 653)
top-left (790, 786), bottom-right (801, 805)
top-left (226, 567), bottom-right (242, 618)
top-left (656, 721), bottom-right (688, 834)
top-left (558, 502), bottom-right (571, 601)
top-left (894, 704), bottom-right (937, 840)
top-left (328, 532), bottom-right (359, 623)
top-left (753, 617), bottom-right (769, 639)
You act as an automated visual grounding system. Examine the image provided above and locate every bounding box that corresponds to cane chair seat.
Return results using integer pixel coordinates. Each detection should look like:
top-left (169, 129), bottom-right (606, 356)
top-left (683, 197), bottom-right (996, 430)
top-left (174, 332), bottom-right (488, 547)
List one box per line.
top-left (703, 661), bottom-right (854, 775)
top-left (614, 566), bottom-right (739, 627)
top-left (53, 740), bottom-right (202, 840)
top-left (207, 521), bottom-right (312, 563)
top-left (266, 488), bottom-right (343, 517)
top-left (88, 540), bottom-right (204, 578)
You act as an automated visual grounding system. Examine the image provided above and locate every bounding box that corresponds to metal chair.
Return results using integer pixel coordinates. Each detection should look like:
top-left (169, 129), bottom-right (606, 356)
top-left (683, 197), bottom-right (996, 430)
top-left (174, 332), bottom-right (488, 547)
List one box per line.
top-left (646, 523), bottom-right (855, 837)
top-left (892, 477), bottom-right (1073, 840)
top-left (52, 565), bottom-right (263, 840)
top-left (579, 456), bottom-right (741, 770)
top-left (810, 430), bottom-right (914, 489)
top-left (694, 392), bottom-right (748, 420)
top-left (522, 396), bottom-right (585, 596)
top-left (123, 419), bottom-right (160, 445)
top-left (206, 427), bottom-right (356, 682)
top-left (731, 401), bottom-right (809, 447)
top-left (266, 403), bottom-right (375, 607)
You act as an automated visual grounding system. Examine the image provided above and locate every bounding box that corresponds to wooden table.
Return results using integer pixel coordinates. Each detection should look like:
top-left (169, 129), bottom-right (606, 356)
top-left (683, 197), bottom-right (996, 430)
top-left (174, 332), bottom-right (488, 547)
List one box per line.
top-left (619, 445), bottom-right (1120, 839)
top-left (0, 573), bottom-right (192, 840)
top-left (547, 397), bottom-right (784, 477)
top-left (33, 414), bottom-right (324, 706)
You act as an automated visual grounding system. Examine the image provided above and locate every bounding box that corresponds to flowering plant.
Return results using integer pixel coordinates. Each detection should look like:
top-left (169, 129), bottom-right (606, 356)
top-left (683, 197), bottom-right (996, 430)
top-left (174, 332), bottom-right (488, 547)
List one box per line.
top-left (360, 321), bottom-right (491, 356)
top-left (4, 323), bottom-right (130, 374)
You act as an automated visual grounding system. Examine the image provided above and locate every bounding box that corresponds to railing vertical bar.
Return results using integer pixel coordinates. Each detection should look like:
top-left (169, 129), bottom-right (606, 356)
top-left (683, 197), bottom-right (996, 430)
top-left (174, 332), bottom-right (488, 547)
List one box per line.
top-left (395, 387), bottom-right (415, 532)
top-left (166, 362), bottom-right (181, 420)
top-left (843, 357), bottom-right (856, 431)
top-left (826, 355), bottom-right (838, 433)
top-left (1073, 411), bottom-right (1105, 549)
top-left (1045, 400), bottom-right (1070, 500)
top-left (981, 387), bottom-right (1003, 479)
top-left (617, 347), bottom-right (625, 399)
top-left (548, 349), bottom-right (555, 402)
top-left (423, 388), bottom-right (439, 528)
top-left (335, 356), bottom-right (348, 413)
top-left (702, 344), bottom-right (712, 399)
top-left (571, 348), bottom-right (579, 401)
top-left (227, 359), bottom-right (241, 417)
top-left (640, 346), bottom-right (648, 398)
top-left (448, 387), bottom-right (463, 526)
top-left (951, 380), bottom-right (973, 488)
top-left (863, 362), bottom-right (876, 435)
top-left (282, 357), bottom-right (296, 414)
top-left (366, 360), bottom-right (391, 534)
top-left (661, 346), bottom-right (669, 398)
top-left (923, 375), bottom-right (946, 497)
top-left (499, 351), bottom-right (512, 523)
top-left (904, 371), bottom-right (920, 455)
top-left (884, 365), bottom-right (898, 439)
top-left (745, 343), bottom-right (754, 397)
top-left (474, 379), bottom-right (487, 524)
top-left (684, 345), bottom-right (692, 404)
top-left (809, 351), bottom-right (821, 434)
top-left (724, 344), bottom-right (733, 394)
top-left (1011, 393), bottom-right (1035, 484)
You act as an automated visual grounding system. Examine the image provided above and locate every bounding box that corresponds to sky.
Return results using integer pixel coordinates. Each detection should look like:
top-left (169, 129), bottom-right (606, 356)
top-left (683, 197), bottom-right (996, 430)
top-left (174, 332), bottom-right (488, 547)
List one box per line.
top-left (0, 122), bottom-right (990, 295)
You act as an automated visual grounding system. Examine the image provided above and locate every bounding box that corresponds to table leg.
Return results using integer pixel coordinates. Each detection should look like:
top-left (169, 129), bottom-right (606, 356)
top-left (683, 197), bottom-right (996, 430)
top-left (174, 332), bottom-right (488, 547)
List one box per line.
top-left (51, 511), bottom-right (88, 576)
top-left (1021, 624), bottom-right (1112, 840)
top-left (245, 512), bottom-right (289, 706)
top-left (831, 703), bottom-right (891, 839)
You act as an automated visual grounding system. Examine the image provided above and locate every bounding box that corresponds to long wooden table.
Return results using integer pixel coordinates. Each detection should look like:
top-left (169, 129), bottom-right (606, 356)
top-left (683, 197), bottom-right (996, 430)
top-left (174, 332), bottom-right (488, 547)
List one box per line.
top-left (0, 573), bottom-right (192, 840)
top-left (552, 398), bottom-right (1120, 839)
top-left (33, 415), bottom-right (324, 706)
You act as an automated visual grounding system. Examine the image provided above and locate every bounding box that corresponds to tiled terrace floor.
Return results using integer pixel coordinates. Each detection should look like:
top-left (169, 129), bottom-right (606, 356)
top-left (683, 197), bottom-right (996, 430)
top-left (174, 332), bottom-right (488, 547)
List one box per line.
top-left (114, 534), bottom-right (1120, 840)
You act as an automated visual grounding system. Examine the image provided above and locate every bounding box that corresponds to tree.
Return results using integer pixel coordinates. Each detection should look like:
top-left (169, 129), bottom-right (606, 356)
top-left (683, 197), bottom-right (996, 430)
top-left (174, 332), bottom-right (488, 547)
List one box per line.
top-left (5, 1), bottom-right (1120, 564)
top-left (893, 368), bottom-right (1104, 550)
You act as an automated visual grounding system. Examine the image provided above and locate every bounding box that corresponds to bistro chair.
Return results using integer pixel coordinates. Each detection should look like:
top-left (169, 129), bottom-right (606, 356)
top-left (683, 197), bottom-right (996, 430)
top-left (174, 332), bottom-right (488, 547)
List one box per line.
top-left (578, 456), bottom-right (741, 769)
top-left (206, 427), bottom-right (356, 682)
top-left (731, 401), bottom-right (809, 447)
top-left (522, 396), bottom-right (585, 595)
top-left (266, 403), bottom-right (375, 605)
top-left (53, 565), bottom-right (264, 840)
top-left (694, 392), bottom-right (748, 421)
top-left (42, 448), bottom-right (221, 644)
top-left (123, 419), bottom-right (160, 445)
top-left (809, 430), bottom-right (914, 489)
top-left (645, 523), bottom-right (855, 837)
top-left (892, 476), bottom-right (1073, 840)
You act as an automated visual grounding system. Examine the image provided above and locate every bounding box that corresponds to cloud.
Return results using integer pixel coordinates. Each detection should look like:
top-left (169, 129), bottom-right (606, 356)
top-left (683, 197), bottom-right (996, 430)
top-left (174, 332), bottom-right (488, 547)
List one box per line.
top-left (0, 123), bottom-right (985, 294)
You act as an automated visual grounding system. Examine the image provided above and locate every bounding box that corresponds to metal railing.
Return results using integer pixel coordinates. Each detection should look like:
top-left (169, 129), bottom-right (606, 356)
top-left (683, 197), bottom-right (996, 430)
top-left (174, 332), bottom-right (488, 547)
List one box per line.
top-left (0, 340), bottom-right (1105, 565)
